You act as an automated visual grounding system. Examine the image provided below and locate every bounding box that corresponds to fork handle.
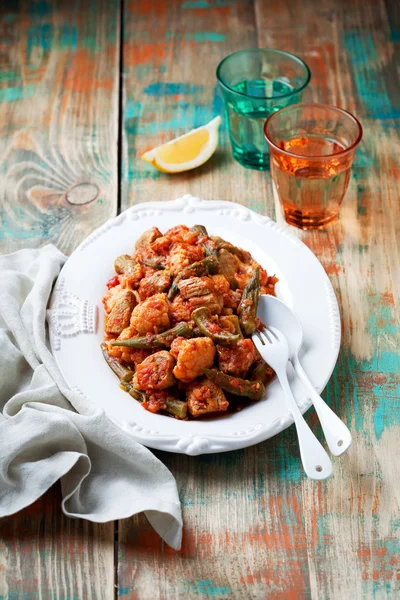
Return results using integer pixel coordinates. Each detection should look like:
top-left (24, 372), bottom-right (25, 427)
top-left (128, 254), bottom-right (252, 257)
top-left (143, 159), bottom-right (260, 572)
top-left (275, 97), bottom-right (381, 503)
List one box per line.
top-left (292, 356), bottom-right (352, 457)
top-left (277, 369), bottom-right (333, 480)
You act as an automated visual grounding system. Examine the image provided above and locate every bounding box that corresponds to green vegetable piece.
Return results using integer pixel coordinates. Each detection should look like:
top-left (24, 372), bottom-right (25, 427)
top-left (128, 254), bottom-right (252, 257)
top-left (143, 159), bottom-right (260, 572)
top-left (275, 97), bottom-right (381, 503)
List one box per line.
top-left (229, 277), bottom-right (239, 291)
top-left (167, 282), bottom-right (180, 301)
top-left (203, 368), bottom-right (265, 401)
top-left (191, 326), bottom-right (202, 337)
top-left (191, 224), bottom-right (208, 236)
top-left (165, 398), bottom-right (188, 419)
top-left (101, 344), bottom-right (134, 382)
top-left (220, 315), bottom-right (243, 338)
top-left (250, 359), bottom-right (274, 385)
top-left (120, 382), bottom-right (147, 403)
top-left (238, 267), bottom-right (260, 335)
top-left (111, 322), bottom-right (192, 349)
top-left (192, 307), bottom-right (240, 344)
top-left (211, 236), bottom-right (251, 263)
top-left (144, 257), bottom-right (166, 270)
top-left (202, 239), bottom-right (218, 258)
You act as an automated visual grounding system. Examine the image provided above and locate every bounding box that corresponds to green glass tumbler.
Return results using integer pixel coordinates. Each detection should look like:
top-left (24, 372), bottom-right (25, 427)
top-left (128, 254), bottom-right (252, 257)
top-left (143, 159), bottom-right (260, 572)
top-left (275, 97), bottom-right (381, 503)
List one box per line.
top-left (216, 49), bottom-right (311, 170)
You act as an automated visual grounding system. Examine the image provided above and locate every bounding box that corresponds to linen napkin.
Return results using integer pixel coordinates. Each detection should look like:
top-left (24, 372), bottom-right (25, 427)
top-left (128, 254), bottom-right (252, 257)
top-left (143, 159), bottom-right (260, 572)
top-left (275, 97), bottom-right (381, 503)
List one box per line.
top-left (0, 244), bottom-right (182, 550)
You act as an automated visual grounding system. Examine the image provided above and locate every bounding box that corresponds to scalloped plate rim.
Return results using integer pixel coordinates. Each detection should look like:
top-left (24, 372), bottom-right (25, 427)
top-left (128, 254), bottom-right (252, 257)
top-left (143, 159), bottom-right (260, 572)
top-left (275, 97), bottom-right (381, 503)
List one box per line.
top-left (48, 194), bottom-right (341, 456)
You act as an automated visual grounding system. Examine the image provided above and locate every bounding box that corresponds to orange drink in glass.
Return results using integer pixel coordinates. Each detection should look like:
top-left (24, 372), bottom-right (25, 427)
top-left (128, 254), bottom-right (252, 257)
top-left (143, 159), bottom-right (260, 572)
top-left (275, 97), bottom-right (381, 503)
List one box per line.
top-left (264, 103), bottom-right (362, 229)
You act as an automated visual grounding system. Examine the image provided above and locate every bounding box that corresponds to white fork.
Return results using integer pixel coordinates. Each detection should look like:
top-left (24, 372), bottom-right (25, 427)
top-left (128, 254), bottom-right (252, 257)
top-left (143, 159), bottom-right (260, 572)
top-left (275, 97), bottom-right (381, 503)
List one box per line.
top-left (252, 326), bottom-right (333, 480)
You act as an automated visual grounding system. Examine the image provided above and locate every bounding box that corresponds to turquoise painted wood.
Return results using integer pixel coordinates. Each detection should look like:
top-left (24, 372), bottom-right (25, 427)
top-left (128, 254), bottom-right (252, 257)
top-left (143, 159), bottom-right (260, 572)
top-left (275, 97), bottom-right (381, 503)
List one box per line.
top-left (0, 0), bottom-right (399, 598)
top-left (0, 1), bottom-right (119, 597)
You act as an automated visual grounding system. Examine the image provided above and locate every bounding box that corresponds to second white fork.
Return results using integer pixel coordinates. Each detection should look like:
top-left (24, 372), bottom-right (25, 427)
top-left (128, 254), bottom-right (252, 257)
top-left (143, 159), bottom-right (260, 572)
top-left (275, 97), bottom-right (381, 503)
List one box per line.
top-left (252, 326), bottom-right (333, 480)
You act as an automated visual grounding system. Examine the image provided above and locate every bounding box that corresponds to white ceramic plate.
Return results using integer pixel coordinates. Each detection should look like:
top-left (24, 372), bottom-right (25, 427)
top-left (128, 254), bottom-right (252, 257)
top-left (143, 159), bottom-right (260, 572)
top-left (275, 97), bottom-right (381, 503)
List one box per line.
top-left (48, 195), bottom-right (341, 456)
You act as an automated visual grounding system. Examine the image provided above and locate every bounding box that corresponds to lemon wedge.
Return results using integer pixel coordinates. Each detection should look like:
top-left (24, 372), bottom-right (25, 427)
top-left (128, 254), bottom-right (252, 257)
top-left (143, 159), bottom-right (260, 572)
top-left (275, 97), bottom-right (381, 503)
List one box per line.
top-left (141, 116), bottom-right (221, 173)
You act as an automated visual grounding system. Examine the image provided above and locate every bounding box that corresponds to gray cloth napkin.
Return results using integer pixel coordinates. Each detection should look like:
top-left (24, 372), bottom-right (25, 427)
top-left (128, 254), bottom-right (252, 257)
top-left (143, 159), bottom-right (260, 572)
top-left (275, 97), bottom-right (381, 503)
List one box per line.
top-left (0, 245), bottom-right (182, 550)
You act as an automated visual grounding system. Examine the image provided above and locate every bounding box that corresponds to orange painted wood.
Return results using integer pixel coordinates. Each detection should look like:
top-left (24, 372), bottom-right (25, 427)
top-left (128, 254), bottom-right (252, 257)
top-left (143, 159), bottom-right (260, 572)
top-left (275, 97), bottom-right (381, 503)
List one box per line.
top-left (0, 485), bottom-right (114, 599)
top-left (0, 0), bottom-right (399, 598)
top-left (0, 1), bottom-right (119, 597)
top-left (118, 0), bottom-right (400, 598)
top-left (120, 0), bottom-right (273, 215)
top-left (0, 0), bottom-right (120, 256)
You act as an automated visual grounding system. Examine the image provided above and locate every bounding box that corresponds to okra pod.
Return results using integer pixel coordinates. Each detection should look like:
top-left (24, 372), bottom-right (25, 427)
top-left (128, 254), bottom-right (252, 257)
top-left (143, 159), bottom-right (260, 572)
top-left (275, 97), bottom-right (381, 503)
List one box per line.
top-left (165, 398), bottom-right (188, 419)
top-left (211, 236), bottom-right (252, 263)
top-left (203, 368), bottom-right (265, 401)
top-left (101, 344), bottom-right (134, 382)
top-left (120, 382), bottom-right (147, 403)
top-left (238, 267), bottom-right (260, 335)
top-left (251, 359), bottom-right (274, 385)
top-left (220, 315), bottom-right (243, 338)
top-left (202, 239), bottom-right (218, 258)
top-left (192, 307), bottom-right (240, 344)
top-left (111, 322), bottom-right (192, 349)
top-left (144, 257), bottom-right (166, 270)
top-left (191, 225), bottom-right (208, 236)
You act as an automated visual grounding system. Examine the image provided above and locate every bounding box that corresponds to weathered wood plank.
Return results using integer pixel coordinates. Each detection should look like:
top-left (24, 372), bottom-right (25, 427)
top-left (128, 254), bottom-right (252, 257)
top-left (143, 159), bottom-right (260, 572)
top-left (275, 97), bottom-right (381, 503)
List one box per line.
top-left (118, 434), bottom-right (315, 599)
top-left (0, 0), bottom-right (120, 255)
top-left (1, 0), bottom-right (399, 598)
top-left (255, 0), bottom-right (400, 598)
top-left (118, 1), bottom-right (310, 599)
top-left (120, 0), bottom-right (272, 215)
top-left (118, 0), bottom-right (400, 599)
top-left (0, 1), bottom-right (119, 598)
top-left (0, 485), bottom-right (114, 600)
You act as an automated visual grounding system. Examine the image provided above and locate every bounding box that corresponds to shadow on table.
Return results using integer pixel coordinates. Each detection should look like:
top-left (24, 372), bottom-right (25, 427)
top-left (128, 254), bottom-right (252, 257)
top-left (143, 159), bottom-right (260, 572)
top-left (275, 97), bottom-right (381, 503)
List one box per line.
top-left (167, 147), bottom-right (235, 183)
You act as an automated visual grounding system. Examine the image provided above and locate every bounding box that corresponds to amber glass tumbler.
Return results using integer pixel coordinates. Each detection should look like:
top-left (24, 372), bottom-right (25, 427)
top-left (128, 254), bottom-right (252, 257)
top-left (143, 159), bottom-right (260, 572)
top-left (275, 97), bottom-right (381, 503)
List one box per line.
top-left (264, 103), bottom-right (362, 229)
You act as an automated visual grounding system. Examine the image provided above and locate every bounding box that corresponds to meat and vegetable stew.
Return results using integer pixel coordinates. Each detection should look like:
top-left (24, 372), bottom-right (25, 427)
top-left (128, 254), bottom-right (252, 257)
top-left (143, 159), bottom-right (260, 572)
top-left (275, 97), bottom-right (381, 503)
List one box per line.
top-left (102, 225), bottom-right (278, 419)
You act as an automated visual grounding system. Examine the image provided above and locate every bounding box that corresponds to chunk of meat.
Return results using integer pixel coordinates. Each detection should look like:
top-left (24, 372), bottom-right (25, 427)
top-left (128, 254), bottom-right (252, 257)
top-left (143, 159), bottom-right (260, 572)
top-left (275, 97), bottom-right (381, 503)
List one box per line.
top-left (169, 294), bottom-right (193, 323)
top-left (217, 339), bottom-right (257, 377)
top-left (260, 274), bottom-right (279, 296)
top-left (186, 378), bottom-right (228, 417)
top-left (212, 274), bottom-right (242, 310)
top-left (103, 284), bottom-right (124, 314)
top-left (217, 249), bottom-right (240, 280)
top-left (211, 236), bottom-right (251, 263)
top-left (235, 262), bottom-right (255, 289)
top-left (148, 236), bottom-right (172, 256)
top-left (132, 351), bottom-right (175, 390)
top-left (139, 271), bottom-right (171, 299)
top-left (114, 255), bottom-right (137, 276)
top-left (178, 276), bottom-right (223, 316)
top-left (119, 263), bottom-right (144, 288)
top-left (105, 290), bottom-right (136, 335)
top-left (178, 276), bottom-right (214, 299)
top-left (170, 337), bottom-right (215, 382)
top-left (189, 293), bottom-right (223, 315)
top-left (130, 293), bottom-right (170, 334)
top-left (135, 227), bottom-right (162, 250)
top-left (164, 225), bottom-right (200, 245)
top-left (166, 243), bottom-right (204, 275)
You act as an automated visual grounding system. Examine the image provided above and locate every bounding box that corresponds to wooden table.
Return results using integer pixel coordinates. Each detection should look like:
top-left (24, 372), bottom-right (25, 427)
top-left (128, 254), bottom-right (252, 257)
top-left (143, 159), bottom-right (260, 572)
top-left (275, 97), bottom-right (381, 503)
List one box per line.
top-left (0, 1), bottom-right (399, 598)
